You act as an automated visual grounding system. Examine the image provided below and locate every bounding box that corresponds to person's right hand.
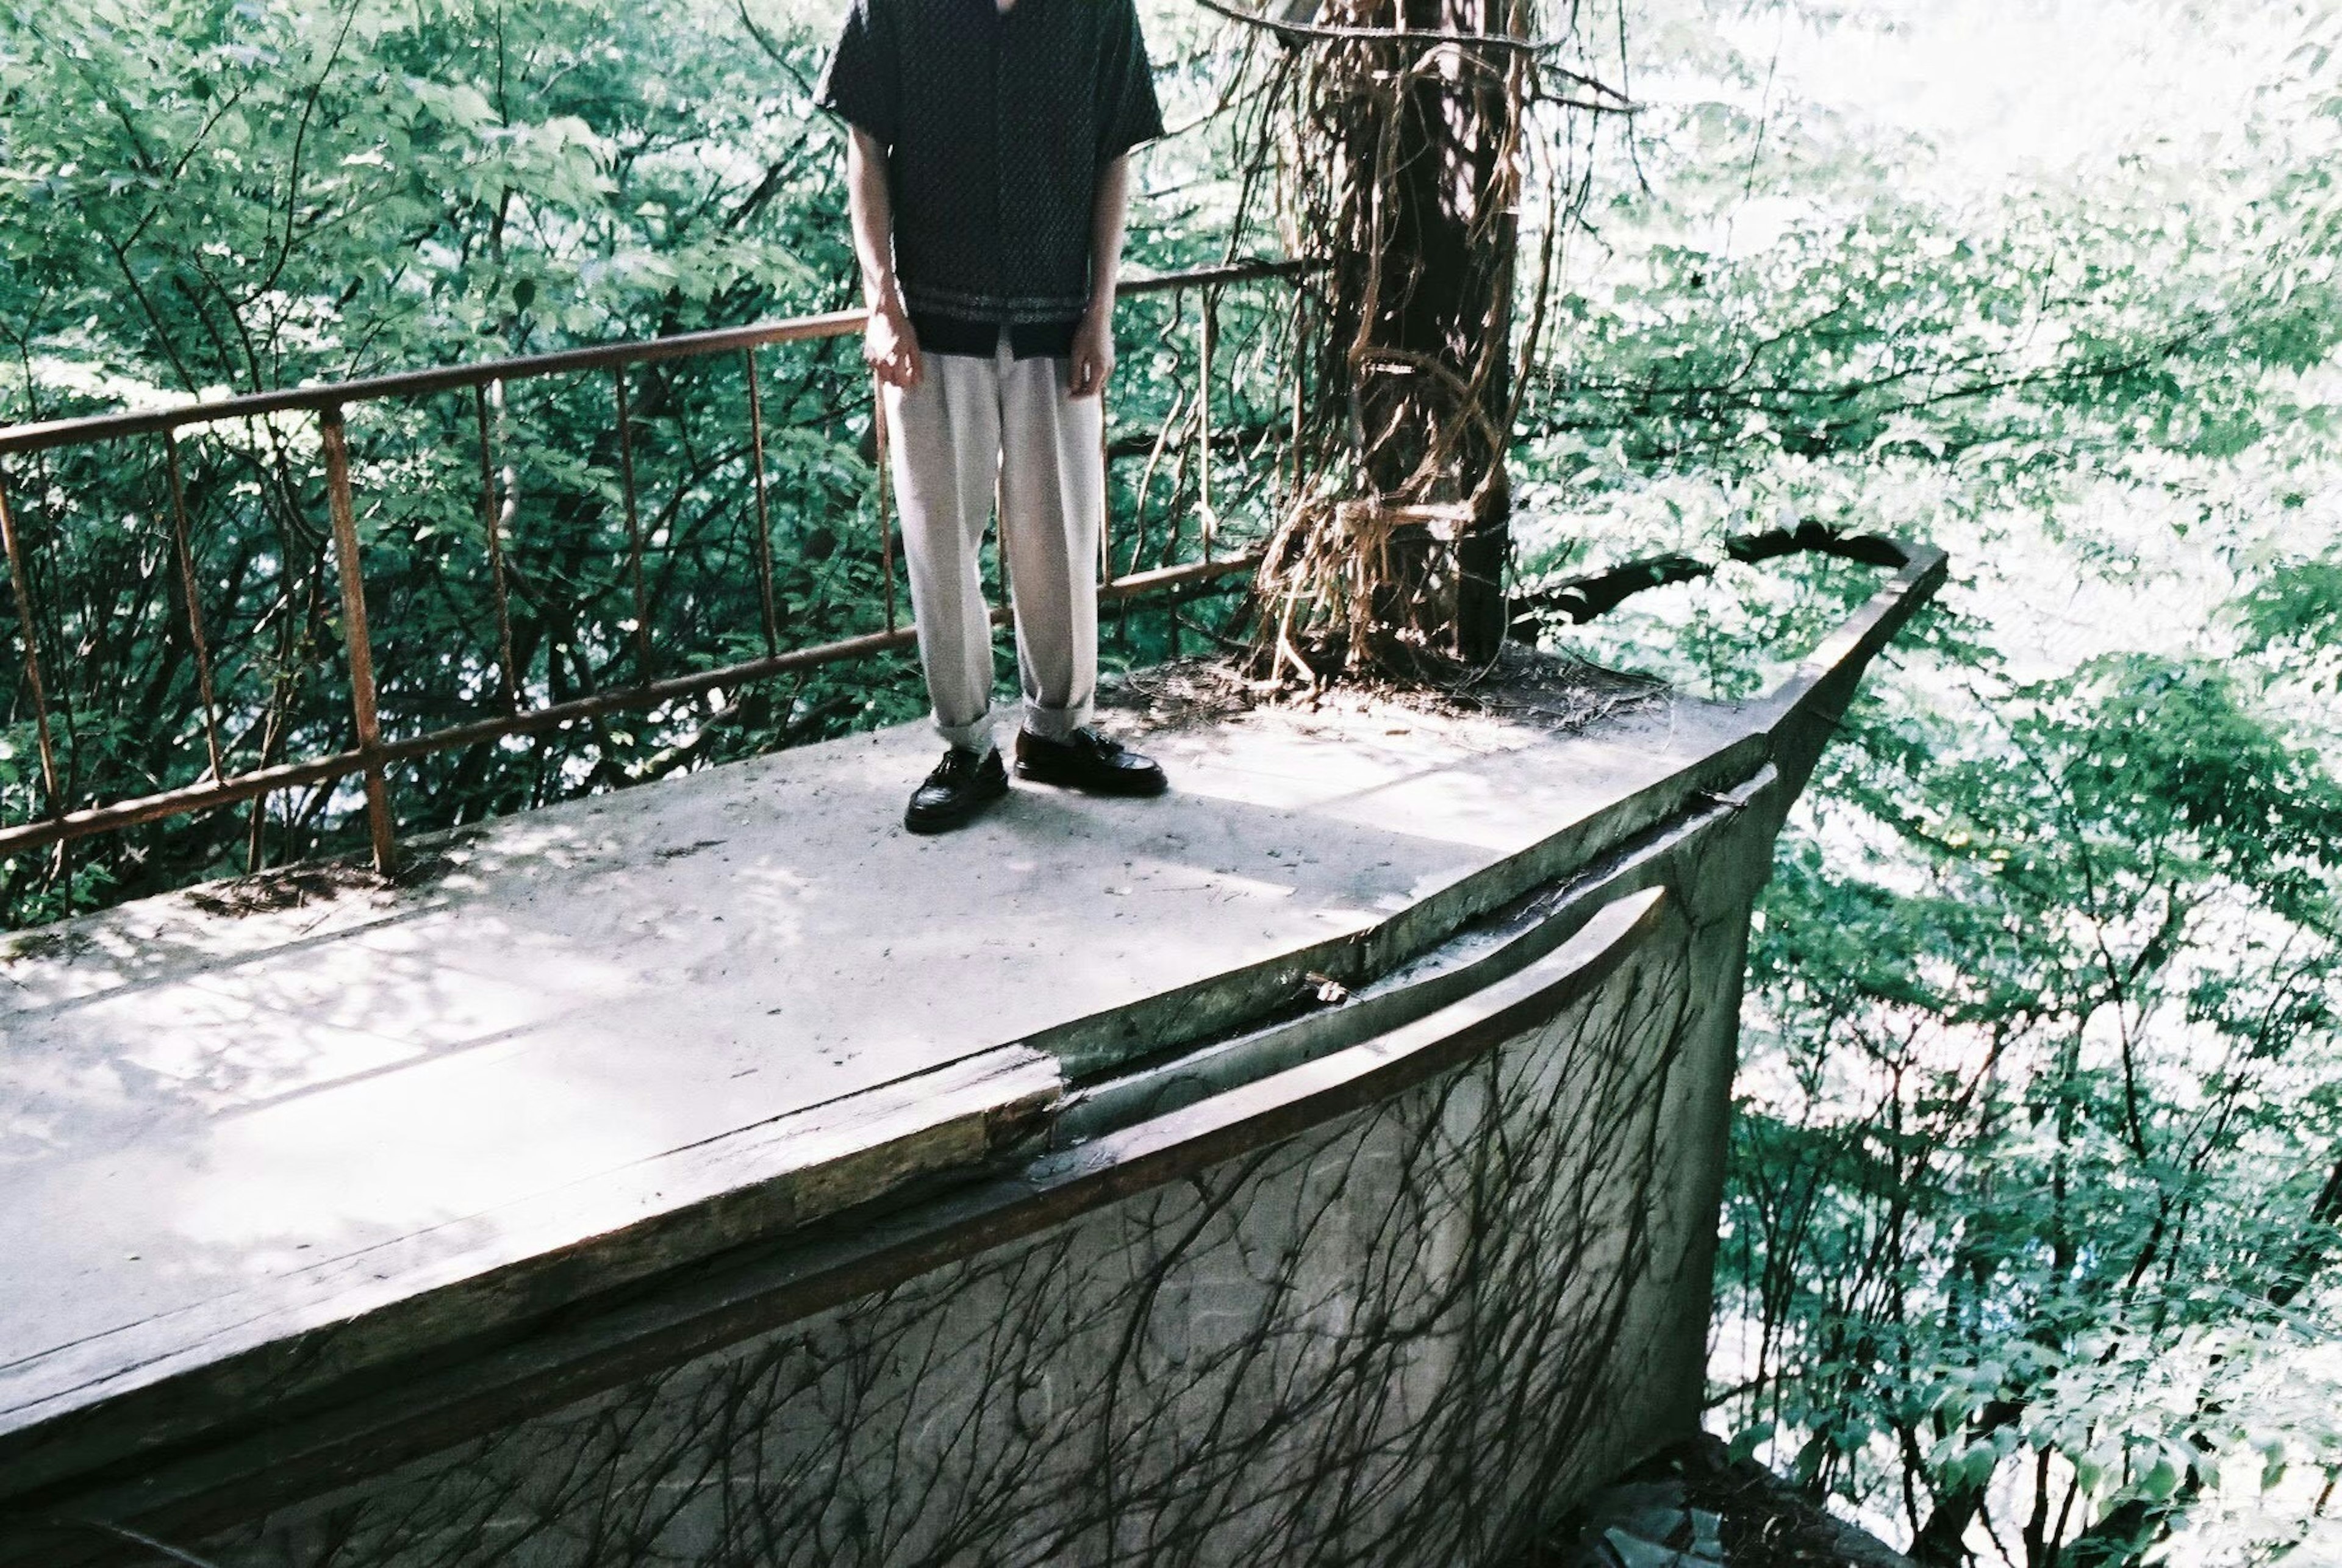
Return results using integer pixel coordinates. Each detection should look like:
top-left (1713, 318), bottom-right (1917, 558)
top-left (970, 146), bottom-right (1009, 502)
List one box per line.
top-left (864, 304), bottom-right (924, 389)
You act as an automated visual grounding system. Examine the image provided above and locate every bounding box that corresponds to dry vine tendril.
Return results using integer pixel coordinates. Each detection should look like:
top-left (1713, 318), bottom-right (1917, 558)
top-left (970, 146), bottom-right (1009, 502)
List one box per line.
top-left (1209, 0), bottom-right (1631, 684)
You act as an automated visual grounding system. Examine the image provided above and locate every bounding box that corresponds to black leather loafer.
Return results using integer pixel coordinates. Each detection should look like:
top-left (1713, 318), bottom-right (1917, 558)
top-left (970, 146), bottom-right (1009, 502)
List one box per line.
top-left (1013, 728), bottom-right (1168, 797)
top-left (904, 746), bottom-right (1009, 834)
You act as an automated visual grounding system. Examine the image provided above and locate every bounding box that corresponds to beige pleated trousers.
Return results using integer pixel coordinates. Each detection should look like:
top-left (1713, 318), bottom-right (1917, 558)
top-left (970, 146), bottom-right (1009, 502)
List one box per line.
top-left (882, 335), bottom-right (1104, 753)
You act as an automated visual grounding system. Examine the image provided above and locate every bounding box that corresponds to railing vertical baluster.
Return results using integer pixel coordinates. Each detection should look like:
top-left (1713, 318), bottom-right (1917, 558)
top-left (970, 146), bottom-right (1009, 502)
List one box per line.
top-left (611, 368), bottom-right (654, 681)
top-left (1161, 290), bottom-right (1187, 573)
top-left (243, 416), bottom-right (274, 873)
top-left (1198, 287), bottom-right (1216, 564)
top-left (318, 407), bottom-right (396, 875)
top-left (1169, 290), bottom-right (1192, 658)
top-left (162, 435), bottom-right (227, 781)
top-left (1289, 289), bottom-right (1306, 511)
top-left (743, 349), bottom-right (781, 657)
top-left (874, 381), bottom-right (897, 634)
top-left (0, 467), bottom-right (62, 817)
top-left (473, 383), bottom-right (522, 712)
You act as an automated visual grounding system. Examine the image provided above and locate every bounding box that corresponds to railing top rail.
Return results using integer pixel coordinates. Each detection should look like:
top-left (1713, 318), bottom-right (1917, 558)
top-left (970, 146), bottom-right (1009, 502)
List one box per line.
top-left (0, 257), bottom-right (1309, 459)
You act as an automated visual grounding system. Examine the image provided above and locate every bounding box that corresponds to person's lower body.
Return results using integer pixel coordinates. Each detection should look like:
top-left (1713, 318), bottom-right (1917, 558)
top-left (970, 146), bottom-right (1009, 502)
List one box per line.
top-left (883, 337), bottom-right (1165, 834)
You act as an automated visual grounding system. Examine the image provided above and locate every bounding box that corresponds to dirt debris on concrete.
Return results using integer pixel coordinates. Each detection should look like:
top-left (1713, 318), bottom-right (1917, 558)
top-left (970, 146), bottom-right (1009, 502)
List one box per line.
top-left (1097, 646), bottom-right (1666, 737)
top-left (1530, 1435), bottom-right (1917, 1568)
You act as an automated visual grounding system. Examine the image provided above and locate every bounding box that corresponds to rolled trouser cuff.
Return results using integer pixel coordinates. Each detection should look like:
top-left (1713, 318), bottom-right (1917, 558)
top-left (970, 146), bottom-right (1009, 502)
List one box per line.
top-left (1020, 700), bottom-right (1090, 743)
top-left (936, 707), bottom-right (997, 754)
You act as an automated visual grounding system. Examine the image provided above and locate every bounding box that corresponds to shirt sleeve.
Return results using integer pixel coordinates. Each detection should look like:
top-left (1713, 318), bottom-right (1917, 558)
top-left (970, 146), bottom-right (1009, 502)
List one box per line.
top-left (1096, 0), bottom-right (1166, 163)
top-left (814, 0), bottom-right (900, 149)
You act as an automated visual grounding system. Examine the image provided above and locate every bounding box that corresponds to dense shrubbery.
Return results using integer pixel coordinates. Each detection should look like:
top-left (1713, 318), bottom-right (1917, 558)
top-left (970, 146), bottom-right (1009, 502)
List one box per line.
top-left (0, 0), bottom-right (1267, 918)
top-left (1514, 4), bottom-right (2342, 1561)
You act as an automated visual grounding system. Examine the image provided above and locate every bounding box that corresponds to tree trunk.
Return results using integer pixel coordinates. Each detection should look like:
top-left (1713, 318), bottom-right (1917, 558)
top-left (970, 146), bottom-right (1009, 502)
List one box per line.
top-left (1375, 0), bottom-right (1517, 663)
top-left (1251, 0), bottom-right (1531, 677)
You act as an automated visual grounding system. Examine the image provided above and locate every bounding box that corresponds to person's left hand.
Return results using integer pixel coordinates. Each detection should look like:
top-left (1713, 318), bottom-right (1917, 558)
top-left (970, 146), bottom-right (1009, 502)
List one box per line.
top-left (1068, 305), bottom-right (1114, 399)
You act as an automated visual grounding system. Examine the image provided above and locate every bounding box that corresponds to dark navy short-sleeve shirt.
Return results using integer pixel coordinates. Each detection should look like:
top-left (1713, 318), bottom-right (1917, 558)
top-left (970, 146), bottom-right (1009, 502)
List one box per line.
top-left (816, 0), bottom-right (1165, 350)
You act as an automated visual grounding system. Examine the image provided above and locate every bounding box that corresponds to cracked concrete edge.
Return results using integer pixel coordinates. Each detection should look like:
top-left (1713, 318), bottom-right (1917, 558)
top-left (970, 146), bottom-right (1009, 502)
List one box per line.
top-left (1035, 726), bottom-right (1773, 1084)
top-left (0, 1045), bottom-right (1065, 1503)
top-left (1757, 540), bottom-right (1949, 803)
top-left (1042, 537), bottom-right (1946, 1083)
top-left (1058, 762), bottom-right (1784, 1147)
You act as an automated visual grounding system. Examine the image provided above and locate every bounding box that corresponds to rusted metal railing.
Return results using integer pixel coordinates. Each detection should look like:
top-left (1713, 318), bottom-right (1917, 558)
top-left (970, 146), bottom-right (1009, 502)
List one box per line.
top-left (0, 259), bottom-right (1306, 873)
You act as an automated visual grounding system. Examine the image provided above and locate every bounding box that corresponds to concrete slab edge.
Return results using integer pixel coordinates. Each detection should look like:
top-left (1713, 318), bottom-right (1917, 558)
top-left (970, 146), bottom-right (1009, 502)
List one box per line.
top-left (0, 1047), bottom-right (1062, 1500)
top-left (0, 891), bottom-right (1671, 1567)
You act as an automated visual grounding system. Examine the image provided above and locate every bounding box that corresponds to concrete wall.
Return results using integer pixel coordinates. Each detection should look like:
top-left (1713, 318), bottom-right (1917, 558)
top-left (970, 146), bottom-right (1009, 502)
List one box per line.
top-left (188, 862), bottom-right (1761, 1568)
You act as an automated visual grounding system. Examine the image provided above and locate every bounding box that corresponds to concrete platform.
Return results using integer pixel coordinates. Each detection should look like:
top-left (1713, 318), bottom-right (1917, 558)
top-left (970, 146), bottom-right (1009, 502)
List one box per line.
top-left (0, 692), bottom-right (1731, 1464)
top-left (0, 539), bottom-right (1943, 1537)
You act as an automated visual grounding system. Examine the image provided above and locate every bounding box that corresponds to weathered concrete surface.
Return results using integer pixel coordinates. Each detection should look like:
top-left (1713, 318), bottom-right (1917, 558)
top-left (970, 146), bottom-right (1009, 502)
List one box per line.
top-left (0, 545), bottom-right (1945, 1566)
top-left (195, 889), bottom-right (1698, 1568)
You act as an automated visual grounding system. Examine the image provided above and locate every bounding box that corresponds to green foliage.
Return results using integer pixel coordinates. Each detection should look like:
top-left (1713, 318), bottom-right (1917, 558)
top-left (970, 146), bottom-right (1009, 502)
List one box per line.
top-left (1720, 643), bottom-right (2342, 1566)
top-left (1503, 2), bottom-right (2342, 1562)
top-left (2238, 553), bottom-right (2342, 678)
top-left (0, 0), bottom-right (836, 407)
top-left (0, 0), bottom-right (1278, 918)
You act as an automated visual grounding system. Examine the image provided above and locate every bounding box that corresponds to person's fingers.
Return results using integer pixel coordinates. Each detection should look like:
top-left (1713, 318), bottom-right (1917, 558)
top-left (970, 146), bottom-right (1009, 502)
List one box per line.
top-left (870, 342), bottom-right (917, 390)
top-left (903, 342), bottom-right (925, 388)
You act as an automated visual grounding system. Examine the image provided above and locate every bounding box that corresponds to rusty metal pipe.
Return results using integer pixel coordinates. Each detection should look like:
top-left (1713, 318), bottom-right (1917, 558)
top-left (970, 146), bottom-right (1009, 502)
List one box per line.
top-left (0, 554), bottom-right (1259, 859)
top-left (162, 434), bottom-right (228, 781)
top-left (0, 468), bottom-right (62, 814)
top-left (743, 349), bottom-right (781, 657)
top-left (611, 368), bottom-right (654, 681)
top-left (0, 260), bottom-right (1314, 458)
top-left (319, 407), bottom-right (396, 875)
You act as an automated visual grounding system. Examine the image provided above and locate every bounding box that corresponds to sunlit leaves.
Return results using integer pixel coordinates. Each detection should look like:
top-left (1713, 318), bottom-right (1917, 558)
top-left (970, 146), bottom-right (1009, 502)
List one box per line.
top-left (1534, 4), bottom-right (2342, 1561)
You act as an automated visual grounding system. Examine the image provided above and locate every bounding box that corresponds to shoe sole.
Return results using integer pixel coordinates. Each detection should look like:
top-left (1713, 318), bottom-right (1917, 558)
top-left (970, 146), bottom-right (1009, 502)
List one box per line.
top-left (1012, 761), bottom-right (1169, 798)
top-left (903, 776), bottom-right (1011, 834)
